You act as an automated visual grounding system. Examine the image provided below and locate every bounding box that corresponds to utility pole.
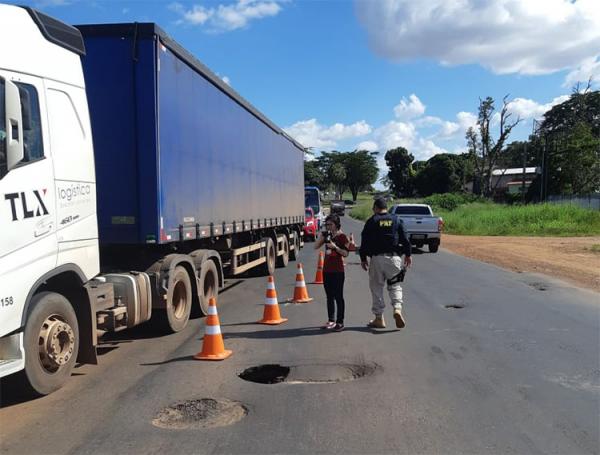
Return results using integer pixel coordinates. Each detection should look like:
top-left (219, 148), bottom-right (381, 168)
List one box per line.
top-left (521, 141), bottom-right (527, 203)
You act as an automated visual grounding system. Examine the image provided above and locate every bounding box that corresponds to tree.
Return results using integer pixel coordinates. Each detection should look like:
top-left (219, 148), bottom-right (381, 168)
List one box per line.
top-left (547, 122), bottom-right (600, 195)
top-left (316, 151), bottom-right (347, 197)
top-left (499, 141), bottom-right (538, 169)
top-left (413, 153), bottom-right (462, 196)
top-left (344, 150), bottom-right (379, 201)
top-left (536, 89), bottom-right (600, 197)
top-left (540, 88), bottom-right (600, 138)
top-left (385, 147), bottom-right (414, 197)
top-left (466, 96), bottom-right (521, 196)
top-left (304, 160), bottom-right (324, 187)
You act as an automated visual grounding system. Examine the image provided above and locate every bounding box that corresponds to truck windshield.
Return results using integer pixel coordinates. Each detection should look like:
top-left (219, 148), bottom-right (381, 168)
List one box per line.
top-left (394, 206), bottom-right (431, 215)
top-left (304, 188), bottom-right (321, 215)
top-left (0, 78), bottom-right (6, 178)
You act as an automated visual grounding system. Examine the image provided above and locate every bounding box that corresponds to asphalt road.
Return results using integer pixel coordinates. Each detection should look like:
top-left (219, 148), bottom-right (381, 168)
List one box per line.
top-left (1, 215), bottom-right (599, 455)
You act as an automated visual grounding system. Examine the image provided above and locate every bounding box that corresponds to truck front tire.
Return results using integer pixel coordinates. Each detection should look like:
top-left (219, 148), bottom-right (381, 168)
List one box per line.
top-left (164, 266), bottom-right (192, 332)
top-left (22, 292), bottom-right (79, 396)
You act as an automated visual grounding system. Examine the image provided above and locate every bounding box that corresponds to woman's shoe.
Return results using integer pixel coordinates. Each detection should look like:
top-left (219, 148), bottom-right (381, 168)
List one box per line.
top-left (321, 321), bottom-right (336, 330)
top-left (334, 323), bottom-right (345, 332)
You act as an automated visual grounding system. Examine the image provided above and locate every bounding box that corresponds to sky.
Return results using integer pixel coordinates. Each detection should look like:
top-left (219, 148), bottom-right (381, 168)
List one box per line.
top-left (8, 0), bottom-right (600, 186)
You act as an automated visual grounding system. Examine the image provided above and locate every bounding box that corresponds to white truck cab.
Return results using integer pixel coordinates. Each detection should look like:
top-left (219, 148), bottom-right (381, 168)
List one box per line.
top-left (0, 5), bottom-right (99, 393)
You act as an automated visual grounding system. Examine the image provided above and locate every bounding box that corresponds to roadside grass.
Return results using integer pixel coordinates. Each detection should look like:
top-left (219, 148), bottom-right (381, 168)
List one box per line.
top-left (349, 192), bottom-right (600, 237)
top-left (440, 203), bottom-right (600, 236)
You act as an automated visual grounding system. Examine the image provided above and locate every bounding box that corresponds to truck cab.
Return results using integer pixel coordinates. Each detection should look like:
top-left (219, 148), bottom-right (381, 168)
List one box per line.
top-left (0, 5), bottom-right (100, 390)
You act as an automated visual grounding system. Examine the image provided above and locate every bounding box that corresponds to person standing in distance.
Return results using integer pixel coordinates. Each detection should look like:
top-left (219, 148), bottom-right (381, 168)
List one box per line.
top-left (359, 198), bottom-right (412, 329)
top-left (314, 214), bottom-right (350, 332)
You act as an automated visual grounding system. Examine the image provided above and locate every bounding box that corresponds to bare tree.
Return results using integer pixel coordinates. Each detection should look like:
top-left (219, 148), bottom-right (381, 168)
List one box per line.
top-left (466, 96), bottom-right (521, 196)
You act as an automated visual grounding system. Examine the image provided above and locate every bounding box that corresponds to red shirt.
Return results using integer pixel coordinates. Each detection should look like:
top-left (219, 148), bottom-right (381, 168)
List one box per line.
top-left (323, 233), bottom-right (348, 273)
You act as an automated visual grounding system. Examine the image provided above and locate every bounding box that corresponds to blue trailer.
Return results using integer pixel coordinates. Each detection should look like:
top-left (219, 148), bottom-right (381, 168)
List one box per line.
top-left (0, 7), bottom-right (306, 395)
top-left (76, 23), bottom-right (305, 317)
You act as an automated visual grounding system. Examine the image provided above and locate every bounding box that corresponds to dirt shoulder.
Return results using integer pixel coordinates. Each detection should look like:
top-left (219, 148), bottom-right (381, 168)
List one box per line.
top-left (441, 235), bottom-right (600, 293)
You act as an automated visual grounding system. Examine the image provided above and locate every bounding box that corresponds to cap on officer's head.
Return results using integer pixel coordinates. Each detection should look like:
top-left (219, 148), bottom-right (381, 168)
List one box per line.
top-left (373, 197), bottom-right (387, 210)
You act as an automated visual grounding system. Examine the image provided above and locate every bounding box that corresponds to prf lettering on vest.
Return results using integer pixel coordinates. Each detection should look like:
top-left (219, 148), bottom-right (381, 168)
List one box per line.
top-left (379, 220), bottom-right (392, 227)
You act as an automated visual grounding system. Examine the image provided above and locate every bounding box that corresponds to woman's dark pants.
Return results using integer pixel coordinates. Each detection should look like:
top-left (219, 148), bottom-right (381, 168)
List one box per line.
top-left (323, 272), bottom-right (345, 324)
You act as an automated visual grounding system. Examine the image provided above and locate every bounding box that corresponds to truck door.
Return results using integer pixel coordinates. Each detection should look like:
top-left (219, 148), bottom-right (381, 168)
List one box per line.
top-left (0, 72), bottom-right (57, 335)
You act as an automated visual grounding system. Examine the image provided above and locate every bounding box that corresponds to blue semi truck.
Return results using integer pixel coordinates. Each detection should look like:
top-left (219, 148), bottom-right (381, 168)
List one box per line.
top-left (0, 6), bottom-right (304, 395)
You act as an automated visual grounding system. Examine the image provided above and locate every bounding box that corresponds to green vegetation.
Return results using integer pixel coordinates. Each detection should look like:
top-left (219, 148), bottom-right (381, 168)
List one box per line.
top-left (349, 192), bottom-right (600, 237)
top-left (439, 203), bottom-right (600, 236)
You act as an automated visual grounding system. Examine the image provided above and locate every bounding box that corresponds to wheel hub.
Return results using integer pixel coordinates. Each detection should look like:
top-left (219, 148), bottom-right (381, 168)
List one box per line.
top-left (39, 316), bottom-right (75, 372)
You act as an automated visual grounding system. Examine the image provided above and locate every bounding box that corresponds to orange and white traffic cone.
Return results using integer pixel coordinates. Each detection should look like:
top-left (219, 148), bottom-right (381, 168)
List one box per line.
top-left (312, 251), bottom-right (324, 284)
top-left (348, 233), bottom-right (357, 252)
top-left (289, 263), bottom-right (314, 303)
top-left (258, 276), bottom-right (288, 325)
top-left (194, 297), bottom-right (232, 361)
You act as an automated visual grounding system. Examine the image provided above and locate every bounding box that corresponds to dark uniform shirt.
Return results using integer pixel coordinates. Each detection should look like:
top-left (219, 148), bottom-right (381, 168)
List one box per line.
top-left (359, 212), bottom-right (412, 262)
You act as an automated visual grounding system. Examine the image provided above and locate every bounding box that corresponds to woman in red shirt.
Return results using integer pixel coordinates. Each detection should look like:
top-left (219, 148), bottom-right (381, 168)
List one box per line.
top-left (314, 214), bottom-right (350, 331)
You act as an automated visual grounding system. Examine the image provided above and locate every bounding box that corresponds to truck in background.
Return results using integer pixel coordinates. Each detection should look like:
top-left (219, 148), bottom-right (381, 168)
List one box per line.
top-left (0, 6), bottom-right (304, 395)
top-left (304, 186), bottom-right (324, 230)
top-left (391, 204), bottom-right (443, 253)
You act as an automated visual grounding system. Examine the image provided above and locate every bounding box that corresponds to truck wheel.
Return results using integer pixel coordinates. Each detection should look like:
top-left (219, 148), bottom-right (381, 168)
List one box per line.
top-left (276, 235), bottom-right (289, 268)
top-left (289, 231), bottom-right (300, 261)
top-left (260, 237), bottom-right (276, 276)
top-left (197, 260), bottom-right (219, 316)
top-left (164, 266), bottom-right (192, 332)
top-left (428, 241), bottom-right (440, 253)
top-left (21, 292), bottom-right (79, 396)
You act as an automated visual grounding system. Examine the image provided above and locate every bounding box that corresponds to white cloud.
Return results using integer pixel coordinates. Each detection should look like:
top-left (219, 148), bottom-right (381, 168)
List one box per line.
top-left (222, 76), bottom-right (231, 85)
top-left (170, 0), bottom-right (282, 31)
top-left (356, 141), bottom-right (379, 152)
top-left (564, 56), bottom-right (600, 88)
top-left (457, 112), bottom-right (478, 130)
top-left (284, 119), bottom-right (372, 149)
top-left (374, 121), bottom-right (416, 151)
top-left (506, 95), bottom-right (570, 120)
top-left (393, 94), bottom-right (426, 120)
top-left (356, 0), bottom-right (600, 77)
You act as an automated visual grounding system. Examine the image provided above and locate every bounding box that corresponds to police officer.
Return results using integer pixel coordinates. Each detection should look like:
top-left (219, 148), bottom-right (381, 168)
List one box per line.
top-left (360, 197), bottom-right (412, 329)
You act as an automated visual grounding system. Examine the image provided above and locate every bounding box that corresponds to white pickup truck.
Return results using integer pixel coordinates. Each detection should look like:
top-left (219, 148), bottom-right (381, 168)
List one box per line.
top-left (391, 204), bottom-right (443, 253)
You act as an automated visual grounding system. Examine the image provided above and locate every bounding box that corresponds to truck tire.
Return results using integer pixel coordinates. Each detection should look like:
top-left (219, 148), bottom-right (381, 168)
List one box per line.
top-left (428, 240), bottom-right (440, 253)
top-left (289, 231), bottom-right (300, 261)
top-left (197, 260), bottom-right (219, 316)
top-left (260, 237), bottom-right (276, 276)
top-left (276, 235), bottom-right (289, 268)
top-left (164, 266), bottom-right (193, 332)
top-left (21, 292), bottom-right (79, 396)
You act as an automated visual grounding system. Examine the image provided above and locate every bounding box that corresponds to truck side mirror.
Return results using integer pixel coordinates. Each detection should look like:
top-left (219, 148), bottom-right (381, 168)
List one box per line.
top-left (5, 79), bottom-right (24, 171)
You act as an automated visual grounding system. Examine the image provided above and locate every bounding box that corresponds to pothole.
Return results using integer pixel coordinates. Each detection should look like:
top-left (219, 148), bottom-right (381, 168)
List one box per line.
top-left (152, 398), bottom-right (247, 429)
top-left (528, 282), bottom-right (549, 291)
top-left (445, 304), bottom-right (465, 309)
top-left (239, 364), bottom-right (290, 384)
top-left (239, 362), bottom-right (380, 384)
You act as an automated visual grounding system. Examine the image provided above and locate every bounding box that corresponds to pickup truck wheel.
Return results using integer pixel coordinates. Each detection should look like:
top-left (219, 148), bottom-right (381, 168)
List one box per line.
top-left (197, 260), bottom-right (219, 316)
top-left (428, 241), bottom-right (440, 253)
top-left (276, 235), bottom-right (289, 268)
top-left (260, 237), bottom-right (276, 275)
top-left (164, 266), bottom-right (192, 332)
top-left (289, 231), bottom-right (300, 261)
top-left (22, 292), bottom-right (79, 396)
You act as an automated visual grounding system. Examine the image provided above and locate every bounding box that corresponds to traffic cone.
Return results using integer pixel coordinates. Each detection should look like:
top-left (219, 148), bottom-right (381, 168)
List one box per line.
top-left (348, 233), bottom-right (357, 252)
top-left (258, 276), bottom-right (288, 325)
top-left (194, 297), bottom-right (232, 361)
top-left (290, 263), bottom-right (314, 303)
top-left (312, 251), bottom-right (324, 284)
